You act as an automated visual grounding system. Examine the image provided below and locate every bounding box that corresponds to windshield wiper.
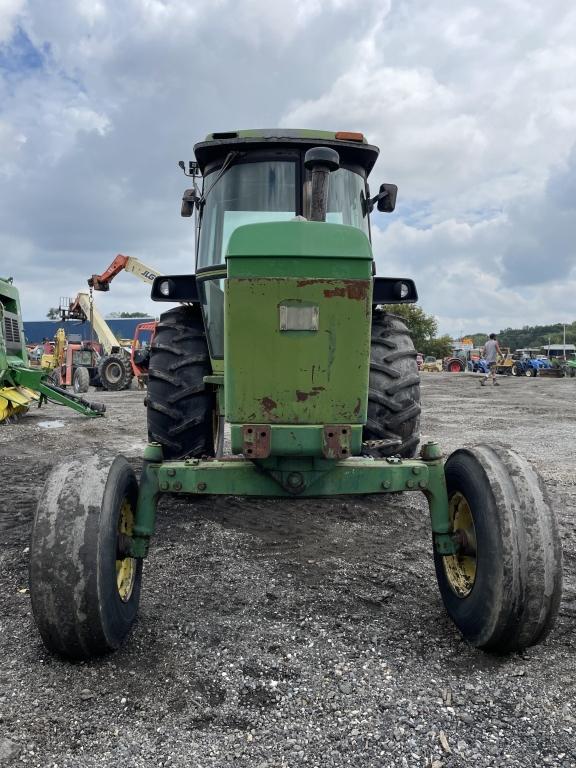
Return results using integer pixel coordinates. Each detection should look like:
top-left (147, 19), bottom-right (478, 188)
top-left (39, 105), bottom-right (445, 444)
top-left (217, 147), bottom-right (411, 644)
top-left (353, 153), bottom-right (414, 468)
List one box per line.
top-left (199, 151), bottom-right (245, 207)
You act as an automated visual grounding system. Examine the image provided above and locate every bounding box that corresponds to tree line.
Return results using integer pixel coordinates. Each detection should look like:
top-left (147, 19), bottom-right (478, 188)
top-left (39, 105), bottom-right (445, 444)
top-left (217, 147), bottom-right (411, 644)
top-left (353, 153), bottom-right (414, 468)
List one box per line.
top-left (382, 306), bottom-right (576, 358)
top-left (469, 322), bottom-right (576, 351)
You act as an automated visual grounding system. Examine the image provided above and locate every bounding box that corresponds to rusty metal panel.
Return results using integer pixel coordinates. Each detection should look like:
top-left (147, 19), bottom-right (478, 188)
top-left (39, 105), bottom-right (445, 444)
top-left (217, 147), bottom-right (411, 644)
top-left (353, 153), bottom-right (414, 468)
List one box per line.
top-left (322, 425), bottom-right (352, 459)
top-left (242, 424), bottom-right (271, 458)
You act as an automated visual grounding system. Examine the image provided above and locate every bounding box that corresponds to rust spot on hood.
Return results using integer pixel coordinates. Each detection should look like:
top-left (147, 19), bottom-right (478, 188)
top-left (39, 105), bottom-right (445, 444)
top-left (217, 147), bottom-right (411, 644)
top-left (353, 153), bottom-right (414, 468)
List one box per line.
top-left (296, 279), bottom-right (321, 288)
top-left (296, 386), bottom-right (325, 402)
top-left (260, 397), bottom-right (278, 414)
top-left (353, 397), bottom-right (361, 416)
top-left (324, 280), bottom-right (370, 301)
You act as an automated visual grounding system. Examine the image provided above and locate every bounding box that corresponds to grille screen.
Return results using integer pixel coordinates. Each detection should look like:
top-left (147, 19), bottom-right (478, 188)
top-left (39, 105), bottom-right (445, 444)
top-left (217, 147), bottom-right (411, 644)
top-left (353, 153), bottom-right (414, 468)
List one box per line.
top-left (4, 315), bottom-right (21, 345)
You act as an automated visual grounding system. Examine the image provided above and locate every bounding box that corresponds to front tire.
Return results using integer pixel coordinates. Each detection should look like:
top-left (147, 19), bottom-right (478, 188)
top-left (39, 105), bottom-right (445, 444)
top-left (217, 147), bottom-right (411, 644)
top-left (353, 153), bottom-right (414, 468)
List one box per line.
top-left (147, 305), bottom-right (215, 459)
top-left (73, 366), bottom-right (90, 394)
top-left (29, 454), bottom-right (142, 659)
top-left (363, 310), bottom-right (421, 458)
top-left (434, 445), bottom-right (562, 652)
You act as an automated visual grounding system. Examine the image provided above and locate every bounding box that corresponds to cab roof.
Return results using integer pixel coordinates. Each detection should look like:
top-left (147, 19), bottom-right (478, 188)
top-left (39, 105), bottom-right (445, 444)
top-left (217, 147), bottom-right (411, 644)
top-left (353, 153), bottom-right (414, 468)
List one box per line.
top-left (194, 129), bottom-right (380, 176)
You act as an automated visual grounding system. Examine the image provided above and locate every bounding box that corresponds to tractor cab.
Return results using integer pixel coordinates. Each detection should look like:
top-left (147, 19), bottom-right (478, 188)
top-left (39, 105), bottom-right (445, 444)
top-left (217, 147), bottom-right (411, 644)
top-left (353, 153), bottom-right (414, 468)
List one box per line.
top-left (192, 129), bottom-right (383, 268)
top-left (171, 129), bottom-right (402, 363)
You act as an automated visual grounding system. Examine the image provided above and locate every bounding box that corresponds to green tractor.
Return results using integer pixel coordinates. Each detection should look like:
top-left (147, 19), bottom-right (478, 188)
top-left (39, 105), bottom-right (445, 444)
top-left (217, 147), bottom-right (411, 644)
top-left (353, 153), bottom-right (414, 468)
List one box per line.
top-left (0, 276), bottom-right (105, 422)
top-left (29, 130), bottom-right (562, 659)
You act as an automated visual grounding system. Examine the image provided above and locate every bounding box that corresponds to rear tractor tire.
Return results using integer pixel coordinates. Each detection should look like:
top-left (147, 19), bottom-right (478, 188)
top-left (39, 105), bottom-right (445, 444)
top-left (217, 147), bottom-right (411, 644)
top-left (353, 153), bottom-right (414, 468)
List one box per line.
top-left (363, 309), bottom-right (421, 458)
top-left (29, 454), bottom-right (142, 659)
top-left (146, 305), bottom-right (215, 460)
top-left (99, 354), bottom-right (134, 391)
top-left (434, 445), bottom-right (562, 652)
top-left (73, 366), bottom-right (90, 394)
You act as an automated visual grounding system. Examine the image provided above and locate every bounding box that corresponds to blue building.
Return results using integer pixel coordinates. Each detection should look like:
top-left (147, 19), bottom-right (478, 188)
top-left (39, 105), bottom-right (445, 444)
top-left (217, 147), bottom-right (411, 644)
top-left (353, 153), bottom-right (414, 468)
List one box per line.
top-left (23, 318), bottom-right (155, 345)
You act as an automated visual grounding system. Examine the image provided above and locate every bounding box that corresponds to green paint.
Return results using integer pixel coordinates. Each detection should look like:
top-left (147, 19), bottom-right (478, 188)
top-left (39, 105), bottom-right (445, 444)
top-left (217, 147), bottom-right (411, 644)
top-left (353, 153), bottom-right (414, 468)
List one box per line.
top-left (0, 276), bottom-right (28, 374)
top-left (1, 277), bottom-right (104, 418)
top-left (131, 443), bottom-right (163, 557)
top-left (132, 449), bottom-right (455, 558)
top-left (10, 367), bottom-right (104, 417)
top-left (225, 276), bottom-right (371, 427)
top-left (224, 220), bottom-right (372, 434)
top-left (226, 220), bottom-right (372, 263)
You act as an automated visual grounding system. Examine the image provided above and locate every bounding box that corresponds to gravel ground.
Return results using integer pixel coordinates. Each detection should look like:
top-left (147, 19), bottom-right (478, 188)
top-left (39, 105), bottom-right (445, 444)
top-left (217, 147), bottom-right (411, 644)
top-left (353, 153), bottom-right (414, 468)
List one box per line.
top-left (0, 373), bottom-right (575, 768)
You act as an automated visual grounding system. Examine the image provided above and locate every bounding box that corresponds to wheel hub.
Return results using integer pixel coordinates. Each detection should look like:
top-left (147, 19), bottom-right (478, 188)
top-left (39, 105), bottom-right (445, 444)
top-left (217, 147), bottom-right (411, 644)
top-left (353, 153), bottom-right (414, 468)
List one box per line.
top-left (116, 499), bottom-right (136, 602)
top-left (443, 491), bottom-right (477, 597)
top-left (107, 362), bottom-right (123, 383)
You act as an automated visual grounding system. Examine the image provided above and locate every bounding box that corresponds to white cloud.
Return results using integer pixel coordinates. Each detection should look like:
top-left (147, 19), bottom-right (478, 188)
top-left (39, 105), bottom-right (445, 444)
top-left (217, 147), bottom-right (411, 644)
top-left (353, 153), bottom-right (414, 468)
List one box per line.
top-left (0, 0), bottom-right (24, 42)
top-left (0, 118), bottom-right (26, 176)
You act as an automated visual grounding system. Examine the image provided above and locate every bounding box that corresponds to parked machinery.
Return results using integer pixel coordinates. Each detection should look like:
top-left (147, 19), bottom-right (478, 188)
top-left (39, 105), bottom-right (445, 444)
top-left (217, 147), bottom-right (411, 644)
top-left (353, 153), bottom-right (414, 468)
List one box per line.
top-left (511, 350), bottom-right (543, 377)
top-left (494, 348), bottom-right (515, 376)
top-left (60, 293), bottom-right (135, 391)
top-left (30, 129), bottom-right (562, 660)
top-left (87, 254), bottom-right (160, 387)
top-left (88, 254), bottom-right (161, 292)
top-left (49, 336), bottom-right (103, 394)
top-left (444, 356), bottom-right (466, 372)
top-left (421, 355), bottom-right (444, 372)
top-left (0, 277), bottom-right (105, 422)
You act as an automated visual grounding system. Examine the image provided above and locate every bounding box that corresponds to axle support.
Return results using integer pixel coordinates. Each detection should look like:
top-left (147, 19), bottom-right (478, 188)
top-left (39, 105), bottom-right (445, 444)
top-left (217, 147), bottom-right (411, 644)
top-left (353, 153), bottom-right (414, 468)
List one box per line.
top-left (131, 442), bottom-right (453, 558)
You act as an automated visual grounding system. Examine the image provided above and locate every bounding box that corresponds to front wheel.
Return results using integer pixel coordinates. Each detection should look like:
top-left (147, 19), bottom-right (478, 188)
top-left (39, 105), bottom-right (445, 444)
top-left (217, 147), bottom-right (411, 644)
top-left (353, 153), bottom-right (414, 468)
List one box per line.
top-left (525, 367), bottom-right (536, 377)
top-left (434, 445), bottom-right (562, 653)
top-left (29, 454), bottom-right (142, 659)
top-left (73, 366), bottom-right (90, 394)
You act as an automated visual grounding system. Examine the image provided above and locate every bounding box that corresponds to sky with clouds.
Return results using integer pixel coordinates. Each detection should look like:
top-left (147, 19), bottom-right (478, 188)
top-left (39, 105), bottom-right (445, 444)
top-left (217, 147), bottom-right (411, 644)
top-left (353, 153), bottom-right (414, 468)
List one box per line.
top-left (0, 0), bottom-right (575, 335)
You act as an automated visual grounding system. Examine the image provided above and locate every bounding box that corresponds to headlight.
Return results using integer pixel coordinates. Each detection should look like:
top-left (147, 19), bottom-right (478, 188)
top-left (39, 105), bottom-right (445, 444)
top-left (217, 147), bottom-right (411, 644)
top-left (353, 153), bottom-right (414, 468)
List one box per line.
top-left (394, 280), bottom-right (410, 299)
top-left (159, 280), bottom-right (171, 297)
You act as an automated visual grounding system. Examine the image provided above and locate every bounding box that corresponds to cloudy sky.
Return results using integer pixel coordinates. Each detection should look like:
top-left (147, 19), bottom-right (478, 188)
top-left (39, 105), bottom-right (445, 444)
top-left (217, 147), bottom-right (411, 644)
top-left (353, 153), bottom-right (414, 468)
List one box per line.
top-left (0, 0), bottom-right (575, 335)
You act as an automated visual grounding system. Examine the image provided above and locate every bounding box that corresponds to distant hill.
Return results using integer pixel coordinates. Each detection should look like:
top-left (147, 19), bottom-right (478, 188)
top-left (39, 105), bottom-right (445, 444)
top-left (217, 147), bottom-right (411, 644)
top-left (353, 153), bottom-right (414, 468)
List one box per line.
top-left (468, 321), bottom-right (576, 351)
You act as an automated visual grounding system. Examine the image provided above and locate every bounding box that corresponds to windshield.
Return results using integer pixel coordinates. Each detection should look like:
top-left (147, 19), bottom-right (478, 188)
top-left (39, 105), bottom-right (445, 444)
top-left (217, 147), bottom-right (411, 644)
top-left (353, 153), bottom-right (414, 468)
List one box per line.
top-left (197, 160), bottom-right (297, 269)
top-left (197, 158), bottom-right (370, 269)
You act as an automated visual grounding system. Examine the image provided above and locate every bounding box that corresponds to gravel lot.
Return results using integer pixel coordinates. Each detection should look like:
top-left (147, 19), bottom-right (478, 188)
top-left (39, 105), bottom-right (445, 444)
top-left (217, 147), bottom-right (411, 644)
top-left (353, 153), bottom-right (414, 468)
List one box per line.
top-left (0, 373), bottom-right (575, 768)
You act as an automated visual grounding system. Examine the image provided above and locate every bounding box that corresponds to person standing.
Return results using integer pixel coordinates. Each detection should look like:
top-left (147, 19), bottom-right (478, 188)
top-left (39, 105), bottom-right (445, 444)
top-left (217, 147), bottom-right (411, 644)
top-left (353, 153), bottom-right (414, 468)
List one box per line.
top-left (481, 333), bottom-right (502, 386)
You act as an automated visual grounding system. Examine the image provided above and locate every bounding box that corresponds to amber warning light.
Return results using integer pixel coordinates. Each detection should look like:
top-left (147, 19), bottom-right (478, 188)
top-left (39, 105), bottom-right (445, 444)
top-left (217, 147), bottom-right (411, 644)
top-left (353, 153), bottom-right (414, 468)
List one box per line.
top-left (335, 131), bottom-right (364, 142)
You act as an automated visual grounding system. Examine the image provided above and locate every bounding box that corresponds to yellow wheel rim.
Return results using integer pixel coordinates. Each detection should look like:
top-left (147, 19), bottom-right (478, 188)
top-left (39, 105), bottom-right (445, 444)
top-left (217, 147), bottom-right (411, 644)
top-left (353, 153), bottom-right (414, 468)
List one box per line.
top-left (116, 499), bottom-right (136, 602)
top-left (443, 491), bottom-right (477, 597)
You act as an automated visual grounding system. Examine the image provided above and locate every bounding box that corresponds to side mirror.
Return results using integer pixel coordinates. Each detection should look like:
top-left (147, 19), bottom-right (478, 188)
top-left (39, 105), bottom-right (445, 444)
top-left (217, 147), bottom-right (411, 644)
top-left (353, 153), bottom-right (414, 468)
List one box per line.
top-left (376, 183), bottom-right (397, 213)
top-left (181, 188), bottom-right (199, 217)
top-left (365, 183), bottom-right (398, 215)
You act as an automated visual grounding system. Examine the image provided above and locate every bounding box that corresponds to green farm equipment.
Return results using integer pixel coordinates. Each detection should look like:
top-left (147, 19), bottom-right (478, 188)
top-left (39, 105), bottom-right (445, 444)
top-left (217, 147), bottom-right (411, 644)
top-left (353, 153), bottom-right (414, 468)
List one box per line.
top-left (0, 276), bottom-right (106, 422)
top-left (29, 130), bottom-right (562, 659)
